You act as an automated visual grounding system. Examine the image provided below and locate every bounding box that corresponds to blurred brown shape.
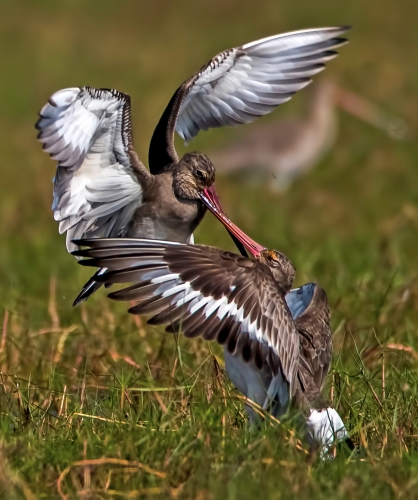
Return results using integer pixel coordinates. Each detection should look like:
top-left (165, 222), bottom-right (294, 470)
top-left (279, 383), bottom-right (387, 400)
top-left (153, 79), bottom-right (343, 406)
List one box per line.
top-left (210, 78), bottom-right (410, 190)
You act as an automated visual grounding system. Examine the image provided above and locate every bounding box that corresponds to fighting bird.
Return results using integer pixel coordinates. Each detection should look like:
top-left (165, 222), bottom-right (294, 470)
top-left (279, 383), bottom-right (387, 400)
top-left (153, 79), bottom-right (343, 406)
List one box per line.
top-left (36, 26), bottom-right (349, 304)
top-left (202, 185), bottom-right (351, 451)
top-left (72, 192), bottom-right (350, 452)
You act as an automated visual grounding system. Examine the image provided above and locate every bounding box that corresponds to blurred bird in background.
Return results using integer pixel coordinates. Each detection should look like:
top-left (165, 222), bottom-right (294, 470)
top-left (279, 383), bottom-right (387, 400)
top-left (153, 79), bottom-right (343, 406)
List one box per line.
top-left (210, 78), bottom-right (410, 190)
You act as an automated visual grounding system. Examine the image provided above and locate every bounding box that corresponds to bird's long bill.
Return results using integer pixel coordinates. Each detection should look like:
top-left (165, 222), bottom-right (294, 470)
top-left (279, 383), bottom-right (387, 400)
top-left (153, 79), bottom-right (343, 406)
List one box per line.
top-left (200, 186), bottom-right (266, 258)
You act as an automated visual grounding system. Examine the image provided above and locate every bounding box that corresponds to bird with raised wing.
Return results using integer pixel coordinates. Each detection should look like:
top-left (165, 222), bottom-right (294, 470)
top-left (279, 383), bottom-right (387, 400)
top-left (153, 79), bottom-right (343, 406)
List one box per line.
top-left (72, 193), bottom-right (350, 452)
top-left (203, 185), bottom-right (332, 417)
top-left (73, 238), bottom-right (301, 417)
top-left (36, 26), bottom-right (349, 304)
top-left (202, 185), bottom-right (351, 452)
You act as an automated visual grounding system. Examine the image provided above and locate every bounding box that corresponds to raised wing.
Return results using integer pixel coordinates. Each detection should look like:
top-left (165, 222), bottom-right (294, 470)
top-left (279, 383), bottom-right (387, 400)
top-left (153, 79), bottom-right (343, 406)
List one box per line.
top-left (177, 26), bottom-right (349, 142)
top-left (36, 87), bottom-right (150, 253)
top-left (73, 238), bottom-right (300, 388)
top-left (148, 26), bottom-right (349, 172)
top-left (286, 283), bottom-right (332, 392)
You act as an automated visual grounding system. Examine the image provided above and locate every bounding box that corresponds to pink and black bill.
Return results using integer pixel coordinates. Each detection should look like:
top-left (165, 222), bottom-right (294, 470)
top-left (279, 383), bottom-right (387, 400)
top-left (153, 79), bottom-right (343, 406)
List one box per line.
top-left (200, 186), bottom-right (265, 259)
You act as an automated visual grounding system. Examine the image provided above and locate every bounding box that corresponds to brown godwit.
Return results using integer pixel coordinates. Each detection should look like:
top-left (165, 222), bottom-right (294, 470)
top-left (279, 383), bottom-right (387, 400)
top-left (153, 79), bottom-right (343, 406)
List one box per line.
top-left (72, 215), bottom-right (350, 453)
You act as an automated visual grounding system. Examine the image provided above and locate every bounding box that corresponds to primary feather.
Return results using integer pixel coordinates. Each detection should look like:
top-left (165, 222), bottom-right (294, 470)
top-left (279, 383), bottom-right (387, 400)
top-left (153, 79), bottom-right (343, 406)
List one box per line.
top-left (36, 87), bottom-right (147, 253)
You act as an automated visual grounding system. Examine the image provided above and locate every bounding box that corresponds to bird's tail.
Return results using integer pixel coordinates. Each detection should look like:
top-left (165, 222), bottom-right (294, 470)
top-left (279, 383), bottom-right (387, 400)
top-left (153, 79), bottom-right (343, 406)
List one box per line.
top-left (73, 268), bottom-right (107, 306)
top-left (306, 407), bottom-right (352, 458)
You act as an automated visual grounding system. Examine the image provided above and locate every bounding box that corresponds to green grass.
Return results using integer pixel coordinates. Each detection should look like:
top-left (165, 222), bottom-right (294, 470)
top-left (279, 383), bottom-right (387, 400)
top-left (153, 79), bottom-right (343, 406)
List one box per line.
top-left (1, 0), bottom-right (418, 498)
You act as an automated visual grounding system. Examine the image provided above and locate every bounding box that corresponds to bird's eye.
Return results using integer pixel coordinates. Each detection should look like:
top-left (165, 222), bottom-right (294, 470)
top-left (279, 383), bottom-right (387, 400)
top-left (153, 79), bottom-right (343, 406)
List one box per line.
top-left (269, 254), bottom-right (280, 266)
top-left (196, 170), bottom-right (205, 180)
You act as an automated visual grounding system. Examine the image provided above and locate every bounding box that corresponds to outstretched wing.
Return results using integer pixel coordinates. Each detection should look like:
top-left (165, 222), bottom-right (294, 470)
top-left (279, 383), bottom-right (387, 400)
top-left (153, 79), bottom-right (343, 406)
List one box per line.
top-left (286, 283), bottom-right (332, 392)
top-left (148, 26), bottom-right (349, 172)
top-left (36, 87), bottom-right (150, 253)
top-left (73, 238), bottom-right (300, 388)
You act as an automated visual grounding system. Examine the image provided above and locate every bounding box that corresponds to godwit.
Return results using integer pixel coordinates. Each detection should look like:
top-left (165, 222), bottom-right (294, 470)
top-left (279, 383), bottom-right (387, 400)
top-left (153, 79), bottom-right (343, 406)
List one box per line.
top-left (36, 26), bottom-right (349, 304)
top-left (72, 222), bottom-right (350, 452)
top-left (202, 185), bottom-right (351, 451)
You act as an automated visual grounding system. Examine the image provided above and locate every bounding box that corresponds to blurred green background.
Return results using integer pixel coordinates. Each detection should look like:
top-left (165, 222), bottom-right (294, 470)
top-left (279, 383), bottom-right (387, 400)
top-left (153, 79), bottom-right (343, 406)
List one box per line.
top-left (2, 0), bottom-right (418, 498)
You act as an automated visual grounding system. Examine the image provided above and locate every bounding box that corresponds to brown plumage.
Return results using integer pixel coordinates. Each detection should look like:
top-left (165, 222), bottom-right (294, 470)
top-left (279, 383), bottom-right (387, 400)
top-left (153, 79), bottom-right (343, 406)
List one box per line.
top-left (72, 233), bottom-right (336, 428)
top-left (199, 186), bottom-right (351, 449)
top-left (72, 189), bottom-right (350, 449)
top-left (124, 152), bottom-right (215, 243)
top-left (297, 285), bottom-right (332, 392)
top-left (291, 284), bottom-right (332, 411)
top-left (73, 239), bottom-right (301, 393)
top-left (200, 184), bottom-right (332, 413)
top-left (71, 181), bottom-right (334, 413)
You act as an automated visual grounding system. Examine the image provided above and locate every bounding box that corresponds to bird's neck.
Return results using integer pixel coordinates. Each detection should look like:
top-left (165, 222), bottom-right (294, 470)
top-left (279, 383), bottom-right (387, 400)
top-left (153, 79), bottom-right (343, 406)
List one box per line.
top-left (148, 88), bottom-right (183, 174)
top-left (307, 83), bottom-right (337, 129)
top-left (172, 172), bottom-right (198, 201)
top-left (270, 269), bottom-right (294, 295)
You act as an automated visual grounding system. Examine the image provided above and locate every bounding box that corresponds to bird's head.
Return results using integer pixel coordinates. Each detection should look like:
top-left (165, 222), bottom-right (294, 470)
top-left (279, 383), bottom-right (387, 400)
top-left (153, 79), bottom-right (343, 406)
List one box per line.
top-left (173, 152), bottom-right (216, 200)
top-left (258, 249), bottom-right (296, 293)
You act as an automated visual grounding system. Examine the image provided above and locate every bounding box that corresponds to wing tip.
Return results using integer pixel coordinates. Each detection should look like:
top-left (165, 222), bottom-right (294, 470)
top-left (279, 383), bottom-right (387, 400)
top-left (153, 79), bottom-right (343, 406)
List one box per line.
top-left (338, 24), bottom-right (352, 32)
top-left (107, 290), bottom-right (123, 301)
top-left (241, 25), bottom-right (352, 50)
top-left (332, 37), bottom-right (350, 48)
top-left (71, 238), bottom-right (103, 247)
top-left (71, 238), bottom-right (86, 246)
top-left (72, 294), bottom-right (87, 307)
top-left (127, 304), bottom-right (142, 315)
top-left (71, 248), bottom-right (87, 258)
top-left (76, 258), bottom-right (97, 267)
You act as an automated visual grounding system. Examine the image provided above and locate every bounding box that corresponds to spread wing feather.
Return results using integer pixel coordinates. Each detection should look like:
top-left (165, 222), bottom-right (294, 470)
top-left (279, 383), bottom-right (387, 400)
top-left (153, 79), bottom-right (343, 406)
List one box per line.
top-left (36, 87), bottom-right (149, 252)
top-left (175, 27), bottom-right (350, 142)
top-left (73, 238), bottom-right (300, 388)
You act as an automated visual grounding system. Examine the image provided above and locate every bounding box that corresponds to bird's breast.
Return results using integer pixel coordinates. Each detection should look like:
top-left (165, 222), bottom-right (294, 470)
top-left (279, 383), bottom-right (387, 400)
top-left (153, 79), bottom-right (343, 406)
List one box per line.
top-left (126, 197), bottom-right (206, 243)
